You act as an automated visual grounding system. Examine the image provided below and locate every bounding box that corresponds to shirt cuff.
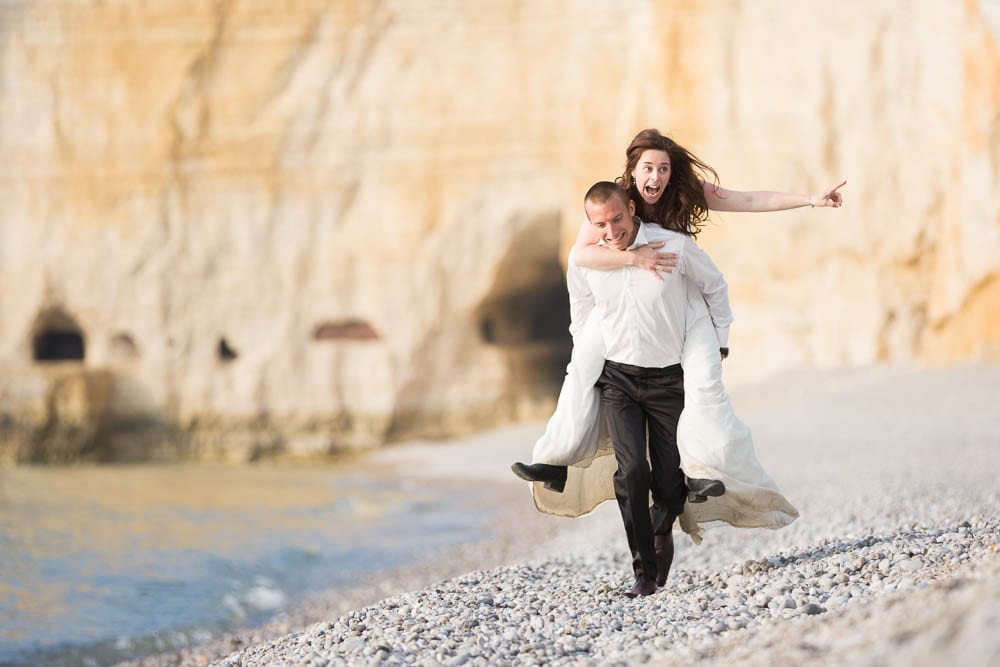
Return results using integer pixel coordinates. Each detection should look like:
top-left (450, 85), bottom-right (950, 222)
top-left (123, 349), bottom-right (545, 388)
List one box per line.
top-left (714, 325), bottom-right (730, 347)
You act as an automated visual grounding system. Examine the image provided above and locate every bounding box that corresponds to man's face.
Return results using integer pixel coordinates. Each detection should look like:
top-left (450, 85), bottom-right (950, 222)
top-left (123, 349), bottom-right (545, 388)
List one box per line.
top-left (631, 149), bottom-right (671, 207)
top-left (585, 194), bottom-right (638, 250)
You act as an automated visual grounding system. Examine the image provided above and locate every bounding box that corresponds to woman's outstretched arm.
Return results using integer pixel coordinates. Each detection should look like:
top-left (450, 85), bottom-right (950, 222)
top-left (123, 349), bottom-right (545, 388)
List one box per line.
top-left (704, 180), bottom-right (846, 212)
top-left (572, 218), bottom-right (677, 280)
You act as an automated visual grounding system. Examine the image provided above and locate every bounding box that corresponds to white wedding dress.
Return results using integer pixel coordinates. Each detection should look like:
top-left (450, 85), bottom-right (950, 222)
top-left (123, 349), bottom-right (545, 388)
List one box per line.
top-left (528, 276), bottom-right (798, 544)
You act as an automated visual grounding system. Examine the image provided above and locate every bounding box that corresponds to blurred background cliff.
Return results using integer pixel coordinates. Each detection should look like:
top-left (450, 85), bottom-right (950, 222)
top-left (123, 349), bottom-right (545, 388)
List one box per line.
top-left (1, 0), bottom-right (998, 464)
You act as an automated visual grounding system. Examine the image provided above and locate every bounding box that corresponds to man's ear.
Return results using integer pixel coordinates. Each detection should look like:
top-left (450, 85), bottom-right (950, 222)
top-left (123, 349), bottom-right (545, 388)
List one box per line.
top-left (628, 199), bottom-right (635, 217)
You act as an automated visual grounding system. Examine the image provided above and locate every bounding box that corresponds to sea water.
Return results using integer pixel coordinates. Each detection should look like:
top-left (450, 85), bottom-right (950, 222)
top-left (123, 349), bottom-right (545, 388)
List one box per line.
top-left (0, 462), bottom-right (486, 666)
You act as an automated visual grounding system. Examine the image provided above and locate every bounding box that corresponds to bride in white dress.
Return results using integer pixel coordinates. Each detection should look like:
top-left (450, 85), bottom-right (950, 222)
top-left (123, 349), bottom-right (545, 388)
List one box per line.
top-left (518, 129), bottom-right (845, 544)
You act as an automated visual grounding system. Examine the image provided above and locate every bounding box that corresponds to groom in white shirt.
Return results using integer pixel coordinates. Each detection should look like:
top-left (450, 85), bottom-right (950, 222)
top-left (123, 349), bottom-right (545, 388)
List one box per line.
top-left (569, 181), bottom-right (733, 597)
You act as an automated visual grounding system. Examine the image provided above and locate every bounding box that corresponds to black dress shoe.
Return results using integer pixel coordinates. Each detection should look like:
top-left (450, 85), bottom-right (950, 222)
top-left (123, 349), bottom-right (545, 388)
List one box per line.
top-left (654, 533), bottom-right (674, 587)
top-left (510, 462), bottom-right (568, 493)
top-left (625, 577), bottom-right (657, 598)
top-left (687, 477), bottom-right (725, 504)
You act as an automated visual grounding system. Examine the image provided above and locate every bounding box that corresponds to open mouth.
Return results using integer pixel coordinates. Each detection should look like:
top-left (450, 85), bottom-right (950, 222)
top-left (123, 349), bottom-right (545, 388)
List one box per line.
top-left (643, 184), bottom-right (661, 199)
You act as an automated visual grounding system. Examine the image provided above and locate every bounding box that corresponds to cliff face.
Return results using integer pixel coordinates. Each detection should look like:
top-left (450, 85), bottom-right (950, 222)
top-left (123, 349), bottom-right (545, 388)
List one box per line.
top-left (1, 1), bottom-right (998, 462)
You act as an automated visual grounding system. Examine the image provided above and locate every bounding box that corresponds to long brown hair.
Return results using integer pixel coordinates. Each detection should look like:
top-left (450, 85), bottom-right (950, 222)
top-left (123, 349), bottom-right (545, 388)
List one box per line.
top-left (617, 129), bottom-right (720, 237)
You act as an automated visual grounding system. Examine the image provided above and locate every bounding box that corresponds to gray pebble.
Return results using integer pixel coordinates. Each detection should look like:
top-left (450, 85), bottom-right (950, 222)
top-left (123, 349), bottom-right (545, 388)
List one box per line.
top-left (341, 637), bottom-right (365, 652)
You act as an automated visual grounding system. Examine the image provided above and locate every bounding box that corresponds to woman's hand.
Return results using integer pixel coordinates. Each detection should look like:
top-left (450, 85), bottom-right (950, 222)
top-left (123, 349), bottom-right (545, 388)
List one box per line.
top-left (809, 180), bottom-right (847, 208)
top-left (629, 242), bottom-right (678, 281)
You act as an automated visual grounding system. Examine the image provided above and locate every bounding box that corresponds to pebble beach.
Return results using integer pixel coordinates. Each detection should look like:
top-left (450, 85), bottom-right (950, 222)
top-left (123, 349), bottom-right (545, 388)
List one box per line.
top-left (132, 364), bottom-right (1000, 666)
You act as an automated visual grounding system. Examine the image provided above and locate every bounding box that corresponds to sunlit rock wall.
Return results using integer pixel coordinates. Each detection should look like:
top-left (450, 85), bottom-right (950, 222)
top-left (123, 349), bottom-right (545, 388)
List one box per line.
top-left (0, 1), bottom-right (997, 462)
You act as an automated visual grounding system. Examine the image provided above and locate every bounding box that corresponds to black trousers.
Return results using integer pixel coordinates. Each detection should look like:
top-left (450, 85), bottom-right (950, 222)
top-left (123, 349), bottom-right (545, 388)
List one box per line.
top-left (597, 359), bottom-right (687, 581)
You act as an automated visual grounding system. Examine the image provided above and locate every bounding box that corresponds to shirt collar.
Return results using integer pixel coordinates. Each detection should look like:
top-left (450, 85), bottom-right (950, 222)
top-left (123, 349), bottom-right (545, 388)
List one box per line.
top-left (627, 221), bottom-right (649, 250)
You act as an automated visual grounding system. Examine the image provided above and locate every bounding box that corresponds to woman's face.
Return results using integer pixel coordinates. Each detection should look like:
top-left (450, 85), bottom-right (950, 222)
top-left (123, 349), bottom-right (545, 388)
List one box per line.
top-left (631, 149), bottom-right (671, 207)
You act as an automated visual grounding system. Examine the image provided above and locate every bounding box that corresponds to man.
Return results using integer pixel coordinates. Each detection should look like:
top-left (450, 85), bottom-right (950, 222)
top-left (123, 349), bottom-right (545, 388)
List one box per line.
top-left (515, 181), bottom-right (732, 597)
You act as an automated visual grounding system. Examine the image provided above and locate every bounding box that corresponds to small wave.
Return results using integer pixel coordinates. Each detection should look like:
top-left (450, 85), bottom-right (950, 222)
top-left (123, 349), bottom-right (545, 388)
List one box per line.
top-left (222, 593), bottom-right (247, 620)
top-left (244, 584), bottom-right (287, 611)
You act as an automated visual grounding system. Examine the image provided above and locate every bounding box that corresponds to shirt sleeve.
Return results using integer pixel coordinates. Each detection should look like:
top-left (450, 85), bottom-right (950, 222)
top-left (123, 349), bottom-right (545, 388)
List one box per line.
top-left (566, 248), bottom-right (595, 339)
top-left (679, 237), bottom-right (733, 346)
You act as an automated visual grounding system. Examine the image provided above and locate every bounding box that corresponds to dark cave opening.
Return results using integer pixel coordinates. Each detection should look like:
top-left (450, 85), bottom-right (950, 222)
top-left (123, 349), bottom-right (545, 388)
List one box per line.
top-left (217, 337), bottom-right (239, 362)
top-left (33, 330), bottom-right (86, 362)
top-left (474, 212), bottom-right (574, 394)
top-left (478, 282), bottom-right (571, 347)
top-left (32, 308), bottom-right (86, 363)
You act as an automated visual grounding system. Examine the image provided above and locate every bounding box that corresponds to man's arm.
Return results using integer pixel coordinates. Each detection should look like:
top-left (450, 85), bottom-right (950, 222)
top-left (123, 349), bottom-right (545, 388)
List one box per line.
top-left (678, 237), bottom-right (733, 347)
top-left (566, 249), bottom-right (595, 339)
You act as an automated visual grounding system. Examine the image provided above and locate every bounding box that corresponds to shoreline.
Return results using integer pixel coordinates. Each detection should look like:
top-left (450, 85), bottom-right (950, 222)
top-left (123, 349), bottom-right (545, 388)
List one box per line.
top-left (120, 426), bottom-right (603, 667)
top-left (128, 364), bottom-right (1000, 666)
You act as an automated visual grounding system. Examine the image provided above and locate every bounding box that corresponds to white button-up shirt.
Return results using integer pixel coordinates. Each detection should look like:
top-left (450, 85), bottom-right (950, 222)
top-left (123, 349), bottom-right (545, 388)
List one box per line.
top-left (567, 222), bottom-right (732, 368)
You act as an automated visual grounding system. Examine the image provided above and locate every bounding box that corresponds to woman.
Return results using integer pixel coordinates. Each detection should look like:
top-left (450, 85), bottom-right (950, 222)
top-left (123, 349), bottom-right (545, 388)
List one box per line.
top-left (515, 129), bottom-right (844, 547)
top-left (575, 128), bottom-right (845, 275)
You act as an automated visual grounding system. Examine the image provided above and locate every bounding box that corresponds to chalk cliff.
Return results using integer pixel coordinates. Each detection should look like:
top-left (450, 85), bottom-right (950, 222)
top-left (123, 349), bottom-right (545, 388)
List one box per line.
top-left (1, 1), bottom-right (997, 462)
